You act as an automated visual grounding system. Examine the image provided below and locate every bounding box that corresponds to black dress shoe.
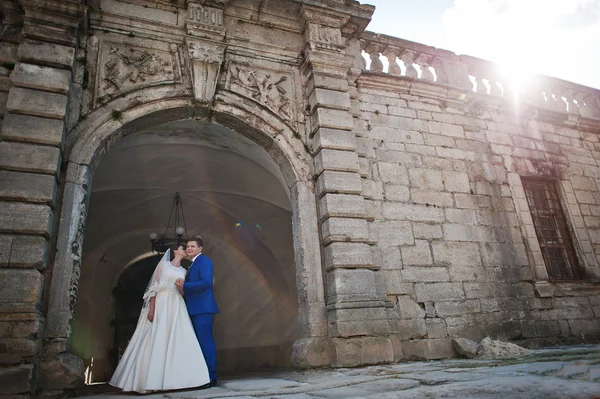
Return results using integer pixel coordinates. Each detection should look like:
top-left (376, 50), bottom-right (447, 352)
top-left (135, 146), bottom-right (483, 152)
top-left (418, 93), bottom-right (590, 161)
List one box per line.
top-left (198, 380), bottom-right (217, 389)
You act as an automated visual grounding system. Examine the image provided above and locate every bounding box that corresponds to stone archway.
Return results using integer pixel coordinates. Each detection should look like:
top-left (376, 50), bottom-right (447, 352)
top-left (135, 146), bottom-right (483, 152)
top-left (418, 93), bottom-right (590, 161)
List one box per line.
top-left (71, 118), bottom-right (303, 381)
top-left (43, 97), bottom-right (330, 387)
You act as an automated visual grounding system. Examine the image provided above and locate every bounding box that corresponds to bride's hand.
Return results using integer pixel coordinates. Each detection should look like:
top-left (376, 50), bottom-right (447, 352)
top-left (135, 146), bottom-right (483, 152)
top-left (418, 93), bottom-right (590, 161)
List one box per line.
top-left (147, 311), bottom-right (154, 322)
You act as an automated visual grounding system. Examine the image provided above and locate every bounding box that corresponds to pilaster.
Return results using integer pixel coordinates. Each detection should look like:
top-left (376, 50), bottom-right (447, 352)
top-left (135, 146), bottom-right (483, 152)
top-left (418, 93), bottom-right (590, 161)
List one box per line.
top-left (300, 3), bottom-right (392, 367)
top-left (0, 0), bottom-right (87, 395)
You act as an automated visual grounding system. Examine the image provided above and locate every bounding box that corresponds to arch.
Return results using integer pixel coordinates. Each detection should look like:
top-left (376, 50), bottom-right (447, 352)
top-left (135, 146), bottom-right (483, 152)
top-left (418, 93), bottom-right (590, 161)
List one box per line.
top-left (45, 89), bottom-right (330, 380)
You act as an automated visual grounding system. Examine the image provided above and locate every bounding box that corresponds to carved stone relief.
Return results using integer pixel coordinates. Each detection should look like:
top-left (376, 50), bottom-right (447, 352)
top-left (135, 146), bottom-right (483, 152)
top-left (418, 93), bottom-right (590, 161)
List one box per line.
top-left (227, 64), bottom-right (295, 122)
top-left (186, 2), bottom-right (226, 38)
top-left (95, 42), bottom-right (179, 106)
top-left (186, 39), bottom-right (225, 104)
top-left (306, 24), bottom-right (344, 52)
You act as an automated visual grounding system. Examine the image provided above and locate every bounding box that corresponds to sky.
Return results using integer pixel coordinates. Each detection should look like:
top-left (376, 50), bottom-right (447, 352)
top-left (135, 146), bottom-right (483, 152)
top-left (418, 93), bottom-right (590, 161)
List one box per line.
top-left (363, 0), bottom-right (600, 90)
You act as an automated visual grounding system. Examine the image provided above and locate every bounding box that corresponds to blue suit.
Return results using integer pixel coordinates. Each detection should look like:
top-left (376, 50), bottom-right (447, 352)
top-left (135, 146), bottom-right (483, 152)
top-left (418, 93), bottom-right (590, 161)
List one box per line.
top-left (184, 254), bottom-right (219, 381)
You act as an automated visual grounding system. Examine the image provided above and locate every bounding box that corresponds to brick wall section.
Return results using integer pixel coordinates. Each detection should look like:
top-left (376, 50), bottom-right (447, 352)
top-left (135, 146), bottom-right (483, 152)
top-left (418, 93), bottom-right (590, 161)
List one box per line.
top-left (358, 77), bottom-right (600, 358)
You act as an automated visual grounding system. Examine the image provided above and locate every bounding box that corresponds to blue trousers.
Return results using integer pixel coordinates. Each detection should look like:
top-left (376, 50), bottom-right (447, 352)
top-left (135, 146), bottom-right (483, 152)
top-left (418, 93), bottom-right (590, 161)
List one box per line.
top-left (190, 314), bottom-right (217, 381)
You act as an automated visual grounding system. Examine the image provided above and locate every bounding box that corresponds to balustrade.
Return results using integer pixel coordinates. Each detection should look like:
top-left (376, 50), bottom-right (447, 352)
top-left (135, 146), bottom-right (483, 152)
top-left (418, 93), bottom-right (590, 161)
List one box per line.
top-left (360, 31), bottom-right (600, 120)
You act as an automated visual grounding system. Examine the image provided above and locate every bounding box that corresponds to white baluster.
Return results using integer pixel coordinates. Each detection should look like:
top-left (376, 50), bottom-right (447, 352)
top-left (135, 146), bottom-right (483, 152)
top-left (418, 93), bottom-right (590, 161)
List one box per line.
top-left (365, 43), bottom-right (383, 73)
top-left (382, 48), bottom-right (401, 76)
top-left (400, 50), bottom-right (418, 78)
top-left (415, 53), bottom-right (434, 81)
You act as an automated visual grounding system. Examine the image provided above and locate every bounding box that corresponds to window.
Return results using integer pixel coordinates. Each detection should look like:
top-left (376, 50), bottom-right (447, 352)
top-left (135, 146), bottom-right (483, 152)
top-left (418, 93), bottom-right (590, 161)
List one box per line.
top-left (522, 178), bottom-right (582, 280)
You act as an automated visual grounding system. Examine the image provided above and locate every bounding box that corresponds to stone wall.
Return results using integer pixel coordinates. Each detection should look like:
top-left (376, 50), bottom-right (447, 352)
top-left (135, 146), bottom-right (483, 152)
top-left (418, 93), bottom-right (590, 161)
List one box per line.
top-left (356, 73), bottom-right (600, 359)
top-left (1, 0), bottom-right (600, 396)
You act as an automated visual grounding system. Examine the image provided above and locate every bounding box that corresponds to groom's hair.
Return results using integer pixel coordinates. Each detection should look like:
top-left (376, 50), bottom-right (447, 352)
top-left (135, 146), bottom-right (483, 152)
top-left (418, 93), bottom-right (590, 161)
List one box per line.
top-left (187, 236), bottom-right (203, 247)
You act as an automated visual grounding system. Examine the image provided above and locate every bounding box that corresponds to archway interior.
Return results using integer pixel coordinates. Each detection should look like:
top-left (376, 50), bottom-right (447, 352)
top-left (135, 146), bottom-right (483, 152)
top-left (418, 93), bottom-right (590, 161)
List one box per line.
top-left (72, 120), bottom-right (299, 382)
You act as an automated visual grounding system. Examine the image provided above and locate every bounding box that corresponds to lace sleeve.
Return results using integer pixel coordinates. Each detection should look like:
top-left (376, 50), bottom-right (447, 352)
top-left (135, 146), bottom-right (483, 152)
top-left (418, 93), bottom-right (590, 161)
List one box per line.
top-left (142, 250), bottom-right (170, 307)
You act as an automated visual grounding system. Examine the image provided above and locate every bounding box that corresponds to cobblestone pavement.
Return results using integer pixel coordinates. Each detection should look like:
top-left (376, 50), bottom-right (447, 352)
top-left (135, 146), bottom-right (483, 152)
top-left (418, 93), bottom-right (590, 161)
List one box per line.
top-left (80, 345), bottom-right (600, 399)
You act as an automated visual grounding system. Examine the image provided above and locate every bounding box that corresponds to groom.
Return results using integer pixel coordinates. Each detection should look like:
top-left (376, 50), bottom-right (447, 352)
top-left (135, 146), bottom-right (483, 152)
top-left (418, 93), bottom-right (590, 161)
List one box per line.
top-left (175, 236), bottom-right (219, 388)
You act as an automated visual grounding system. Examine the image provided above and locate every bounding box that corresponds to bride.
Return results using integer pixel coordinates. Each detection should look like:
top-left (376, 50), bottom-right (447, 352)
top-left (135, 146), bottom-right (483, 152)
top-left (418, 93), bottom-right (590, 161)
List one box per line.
top-left (109, 244), bottom-right (210, 393)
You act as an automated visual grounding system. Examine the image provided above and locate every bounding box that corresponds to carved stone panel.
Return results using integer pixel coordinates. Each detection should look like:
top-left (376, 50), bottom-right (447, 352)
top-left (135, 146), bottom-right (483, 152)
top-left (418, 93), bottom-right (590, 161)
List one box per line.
top-left (227, 64), bottom-right (296, 123)
top-left (186, 39), bottom-right (226, 104)
top-left (306, 24), bottom-right (344, 52)
top-left (186, 2), bottom-right (226, 39)
top-left (95, 42), bottom-right (179, 106)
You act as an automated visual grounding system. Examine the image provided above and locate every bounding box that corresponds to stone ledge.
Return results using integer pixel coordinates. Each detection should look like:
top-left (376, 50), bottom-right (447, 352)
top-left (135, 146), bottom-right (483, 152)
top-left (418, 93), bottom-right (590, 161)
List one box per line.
top-left (6, 87), bottom-right (67, 119)
top-left (10, 63), bottom-right (71, 94)
top-left (17, 40), bottom-right (75, 70)
top-left (0, 170), bottom-right (57, 204)
top-left (1, 113), bottom-right (65, 146)
top-left (0, 201), bottom-right (54, 236)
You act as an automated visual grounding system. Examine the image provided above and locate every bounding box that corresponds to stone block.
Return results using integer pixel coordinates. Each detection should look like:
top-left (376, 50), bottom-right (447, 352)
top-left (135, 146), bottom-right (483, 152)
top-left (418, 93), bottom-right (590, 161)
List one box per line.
top-left (0, 314), bottom-right (43, 338)
top-left (361, 179), bottom-right (383, 200)
top-left (0, 42), bottom-right (18, 65)
top-left (445, 208), bottom-right (478, 224)
top-left (316, 171), bottom-right (362, 196)
top-left (0, 92), bottom-right (7, 115)
top-left (0, 171), bottom-right (56, 204)
top-left (290, 337), bottom-right (331, 368)
top-left (0, 364), bottom-right (34, 395)
top-left (319, 194), bottom-right (366, 219)
top-left (534, 320), bottom-right (561, 337)
top-left (428, 121), bottom-right (464, 137)
top-left (309, 88), bottom-right (351, 111)
top-left (10, 236), bottom-right (49, 269)
top-left (414, 282), bottom-right (465, 302)
top-left (314, 149), bottom-right (359, 174)
top-left (313, 128), bottom-right (357, 152)
top-left (432, 241), bottom-right (482, 267)
top-left (401, 240), bottom-right (433, 266)
top-left (412, 223), bottom-right (443, 239)
top-left (39, 353), bottom-right (85, 391)
top-left (397, 295), bottom-right (426, 319)
top-left (568, 319), bottom-right (600, 336)
top-left (321, 217), bottom-right (369, 245)
top-left (0, 142), bottom-right (61, 175)
top-left (0, 269), bottom-right (44, 313)
top-left (331, 336), bottom-right (393, 367)
top-left (1, 113), bottom-right (64, 146)
top-left (426, 319), bottom-right (448, 338)
top-left (435, 300), bottom-right (481, 316)
top-left (6, 87), bottom-right (67, 119)
top-left (411, 190), bottom-right (454, 207)
top-left (328, 308), bottom-right (391, 337)
top-left (369, 220), bottom-right (414, 246)
top-left (426, 133), bottom-right (456, 147)
top-left (0, 235), bottom-right (11, 267)
top-left (394, 318), bottom-right (427, 340)
top-left (0, 337), bottom-right (38, 357)
top-left (324, 242), bottom-right (373, 270)
top-left (378, 162), bottom-right (409, 184)
top-left (11, 63), bottom-right (71, 94)
top-left (17, 40), bottom-right (75, 69)
top-left (311, 107), bottom-right (354, 131)
top-left (408, 168), bottom-right (443, 190)
top-left (389, 335), bottom-right (404, 362)
top-left (382, 203), bottom-right (445, 222)
top-left (401, 338), bottom-right (455, 360)
top-left (0, 201), bottom-right (52, 238)
top-left (442, 223), bottom-right (497, 243)
top-left (402, 267), bottom-right (448, 282)
top-left (442, 170), bottom-right (471, 193)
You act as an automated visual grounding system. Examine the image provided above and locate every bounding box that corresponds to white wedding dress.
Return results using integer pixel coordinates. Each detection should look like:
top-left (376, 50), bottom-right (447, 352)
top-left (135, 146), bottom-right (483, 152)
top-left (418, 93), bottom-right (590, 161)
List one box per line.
top-left (109, 251), bottom-right (210, 393)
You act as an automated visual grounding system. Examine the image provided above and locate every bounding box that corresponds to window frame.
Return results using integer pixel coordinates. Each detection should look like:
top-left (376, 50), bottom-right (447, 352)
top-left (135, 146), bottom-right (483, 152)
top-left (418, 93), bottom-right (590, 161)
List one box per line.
top-left (521, 177), bottom-right (584, 281)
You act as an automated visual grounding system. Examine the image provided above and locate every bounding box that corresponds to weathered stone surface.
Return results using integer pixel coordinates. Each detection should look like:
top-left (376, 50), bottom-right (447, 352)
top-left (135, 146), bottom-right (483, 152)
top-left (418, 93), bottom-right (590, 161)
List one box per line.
top-left (316, 171), bottom-right (362, 195)
top-left (324, 242), bottom-right (373, 269)
top-left (476, 337), bottom-right (533, 359)
top-left (452, 337), bottom-right (479, 358)
top-left (290, 337), bottom-right (331, 368)
top-left (10, 236), bottom-right (49, 269)
top-left (0, 202), bottom-right (53, 236)
top-left (0, 42), bottom-right (18, 65)
top-left (321, 217), bottom-right (369, 244)
top-left (0, 171), bottom-right (56, 204)
top-left (0, 235), bottom-right (12, 267)
top-left (39, 353), bottom-right (85, 390)
top-left (315, 149), bottom-right (359, 174)
top-left (369, 220), bottom-right (414, 246)
top-left (6, 87), bottom-right (67, 119)
top-left (0, 142), bottom-right (61, 175)
top-left (331, 337), bottom-right (393, 367)
top-left (320, 194), bottom-right (366, 219)
top-left (402, 338), bottom-right (455, 360)
top-left (11, 63), bottom-right (71, 94)
top-left (1, 113), bottom-right (64, 146)
top-left (0, 269), bottom-right (44, 313)
top-left (0, 364), bottom-right (34, 395)
top-left (17, 40), bottom-right (75, 69)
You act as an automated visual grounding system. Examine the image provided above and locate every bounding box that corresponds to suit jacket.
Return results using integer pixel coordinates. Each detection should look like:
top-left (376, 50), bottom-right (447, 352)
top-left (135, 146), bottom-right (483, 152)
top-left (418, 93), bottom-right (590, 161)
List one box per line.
top-left (183, 254), bottom-right (219, 316)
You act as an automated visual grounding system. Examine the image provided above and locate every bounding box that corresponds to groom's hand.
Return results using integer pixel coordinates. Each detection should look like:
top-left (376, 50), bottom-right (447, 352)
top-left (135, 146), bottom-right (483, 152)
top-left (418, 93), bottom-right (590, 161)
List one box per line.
top-left (175, 278), bottom-right (184, 294)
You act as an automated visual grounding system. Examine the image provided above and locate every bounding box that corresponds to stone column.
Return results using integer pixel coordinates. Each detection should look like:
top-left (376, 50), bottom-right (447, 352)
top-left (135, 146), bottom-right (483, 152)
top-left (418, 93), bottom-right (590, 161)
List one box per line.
top-left (0, 0), bottom-right (86, 395)
top-left (300, 4), bottom-right (394, 367)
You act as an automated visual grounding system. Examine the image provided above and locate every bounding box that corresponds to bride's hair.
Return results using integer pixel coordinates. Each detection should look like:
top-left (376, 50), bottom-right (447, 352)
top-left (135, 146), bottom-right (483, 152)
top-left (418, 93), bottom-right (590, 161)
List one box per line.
top-left (169, 244), bottom-right (183, 261)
